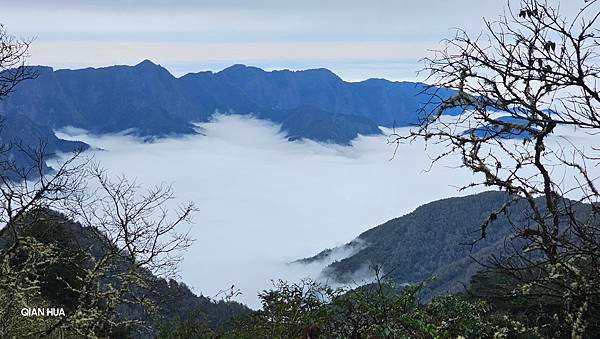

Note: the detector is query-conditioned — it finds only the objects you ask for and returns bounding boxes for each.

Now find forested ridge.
[4,194,597,338]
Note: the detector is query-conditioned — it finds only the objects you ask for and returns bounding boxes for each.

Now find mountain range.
[1,62,460,134]
[0,60,463,174]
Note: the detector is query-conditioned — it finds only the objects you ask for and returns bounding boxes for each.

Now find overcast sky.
[0,0,585,81]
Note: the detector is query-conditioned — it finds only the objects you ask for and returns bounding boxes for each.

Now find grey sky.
[0,0,586,80]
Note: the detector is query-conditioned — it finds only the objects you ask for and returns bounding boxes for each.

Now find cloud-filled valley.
[53,114,598,308]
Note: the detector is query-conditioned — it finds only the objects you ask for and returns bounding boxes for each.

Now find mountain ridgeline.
[1,60,460,145]
[0,114,89,177]
[299,191,529,300]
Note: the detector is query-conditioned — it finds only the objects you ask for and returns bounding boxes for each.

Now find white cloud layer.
[54,115,599,308]
[54,115,478,307]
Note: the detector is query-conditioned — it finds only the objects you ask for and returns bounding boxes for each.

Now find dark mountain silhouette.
[0,113,88,177]
[278,105,382,144]
[0,64,197,137]
[0,60,461,146]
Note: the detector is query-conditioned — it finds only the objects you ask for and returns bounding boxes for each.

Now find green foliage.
[467,269,600,338]
[0,236,62,338]
[221,276,515,339]
[1,209,248,338]
[0,209,130,337]
[158,316,215,339]
[153,278,251,335]
[14,209,88,311]
[430,295,498,338]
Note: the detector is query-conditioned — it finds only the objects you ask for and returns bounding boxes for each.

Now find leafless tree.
[392,0,600,337]
[0,24,34,99]
[21,163,197,338]
[0,24,196,338]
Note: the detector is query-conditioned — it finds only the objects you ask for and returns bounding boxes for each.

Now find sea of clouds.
[53,114,598,308]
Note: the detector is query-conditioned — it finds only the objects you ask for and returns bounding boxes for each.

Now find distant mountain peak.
[359,78,392,84]
[25,65,54,74]
[131,59,173,78]
[218,65,341,81]
[297,67,340,78]
[224,63,250,69]
[135,59,159,68]
[219,64,265,75]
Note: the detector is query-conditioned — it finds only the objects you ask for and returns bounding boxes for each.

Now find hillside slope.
[0,114,89,178]
[301,191,524,299]
[0,209,249,337]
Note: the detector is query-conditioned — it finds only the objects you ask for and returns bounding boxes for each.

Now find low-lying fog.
[54,115,597,308]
